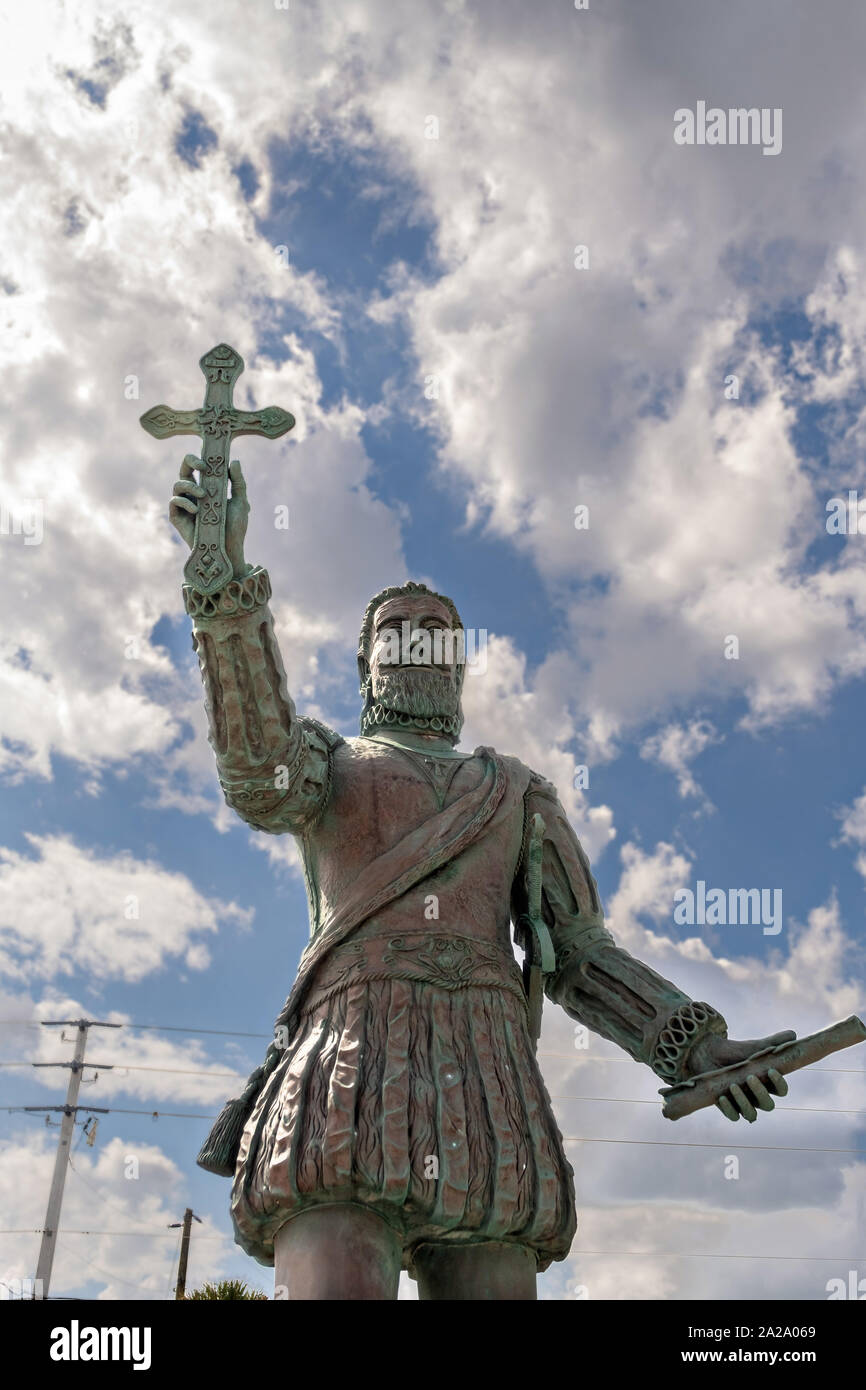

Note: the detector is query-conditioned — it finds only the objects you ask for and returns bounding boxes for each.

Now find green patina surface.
[141,344,866,1300]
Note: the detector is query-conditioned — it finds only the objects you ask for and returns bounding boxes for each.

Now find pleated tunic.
[231,935,577,1272]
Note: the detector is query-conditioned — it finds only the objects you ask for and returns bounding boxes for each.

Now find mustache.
[373,667,460,719]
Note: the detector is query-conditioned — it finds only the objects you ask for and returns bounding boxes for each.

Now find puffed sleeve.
[186,566,342,835]
[512,772,727,1083]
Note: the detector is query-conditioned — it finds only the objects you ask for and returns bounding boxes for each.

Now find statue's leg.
[274,1203,402,1300]
[413,1240,537,1301]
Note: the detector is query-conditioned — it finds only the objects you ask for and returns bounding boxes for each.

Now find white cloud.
[594,839,863,1032]
[532,845,866,1300]
[248,828,303,877]
[4,0,866,807]
[839,788,866,883]
[641,718,720,803]
[0,1132,237,1301]
[0,834,252,983]
[0,9,410,799]
[16,991,250,1104]
[461,632,615,861]
[356,6,866,743]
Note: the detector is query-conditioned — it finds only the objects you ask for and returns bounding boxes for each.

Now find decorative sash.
[198,747,515,1176]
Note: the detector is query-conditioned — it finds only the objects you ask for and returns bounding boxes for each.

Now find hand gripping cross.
[140,343,294,594]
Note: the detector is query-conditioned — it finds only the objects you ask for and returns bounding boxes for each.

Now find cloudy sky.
[1,0,865,1301]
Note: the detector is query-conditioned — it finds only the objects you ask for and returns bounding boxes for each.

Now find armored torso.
[298,736,530,1012]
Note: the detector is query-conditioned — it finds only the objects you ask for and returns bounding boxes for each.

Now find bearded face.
[364,594,464,725]
[373,664,461,720]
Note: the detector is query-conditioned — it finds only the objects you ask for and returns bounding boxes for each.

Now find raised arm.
[512,772,794,1121]
[170,455,340,835]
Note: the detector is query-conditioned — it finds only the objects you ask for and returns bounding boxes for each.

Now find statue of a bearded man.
[170,454,795,1301]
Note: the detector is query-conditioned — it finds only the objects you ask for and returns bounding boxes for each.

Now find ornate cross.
[140,343,294,594]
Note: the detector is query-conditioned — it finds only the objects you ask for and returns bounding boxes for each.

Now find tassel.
[196,1092,259,1177]
[196,1040,285,1177]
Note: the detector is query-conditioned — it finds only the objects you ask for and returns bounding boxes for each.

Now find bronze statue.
[145,345,866,1300]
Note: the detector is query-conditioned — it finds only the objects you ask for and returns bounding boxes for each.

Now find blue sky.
[1,0,865,1301]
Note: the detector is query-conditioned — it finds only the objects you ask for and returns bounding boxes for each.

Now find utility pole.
[170,1207,202,1299]
[33,1018,120,1298]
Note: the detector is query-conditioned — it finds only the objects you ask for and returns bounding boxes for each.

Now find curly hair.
[357,581,464,664]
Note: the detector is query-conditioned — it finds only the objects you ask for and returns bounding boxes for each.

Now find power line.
[121,1023,269,1039]
[3,1229,860,1265]
[23,1061,863,1099]
[7,1086,865,1117]
[0,1019,270,1039]
[4,1023,862,1179]
[0,1022,860,1066]
[67,1155,171,1233]
[59,1240,171,1295]
[571,1249,866,1263]
[4,1106,218,1120]
[563,1136,866,1153]
[5,1023,861,1073]
[87,1107,218,1120]
[6,1107,861,1153]
[539,1051,866,1075]
[549,1095,866,1116]
[0,1230,223,1238]
[4,1022,862,1071]
[0,1021,262,1038]
[102,1065,241,1078]
[0,1062,242,1078]
[10,1078,865,1115]
[8,1095,865,1128]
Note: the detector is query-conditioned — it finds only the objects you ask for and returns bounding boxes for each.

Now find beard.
[372,666,461,721]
